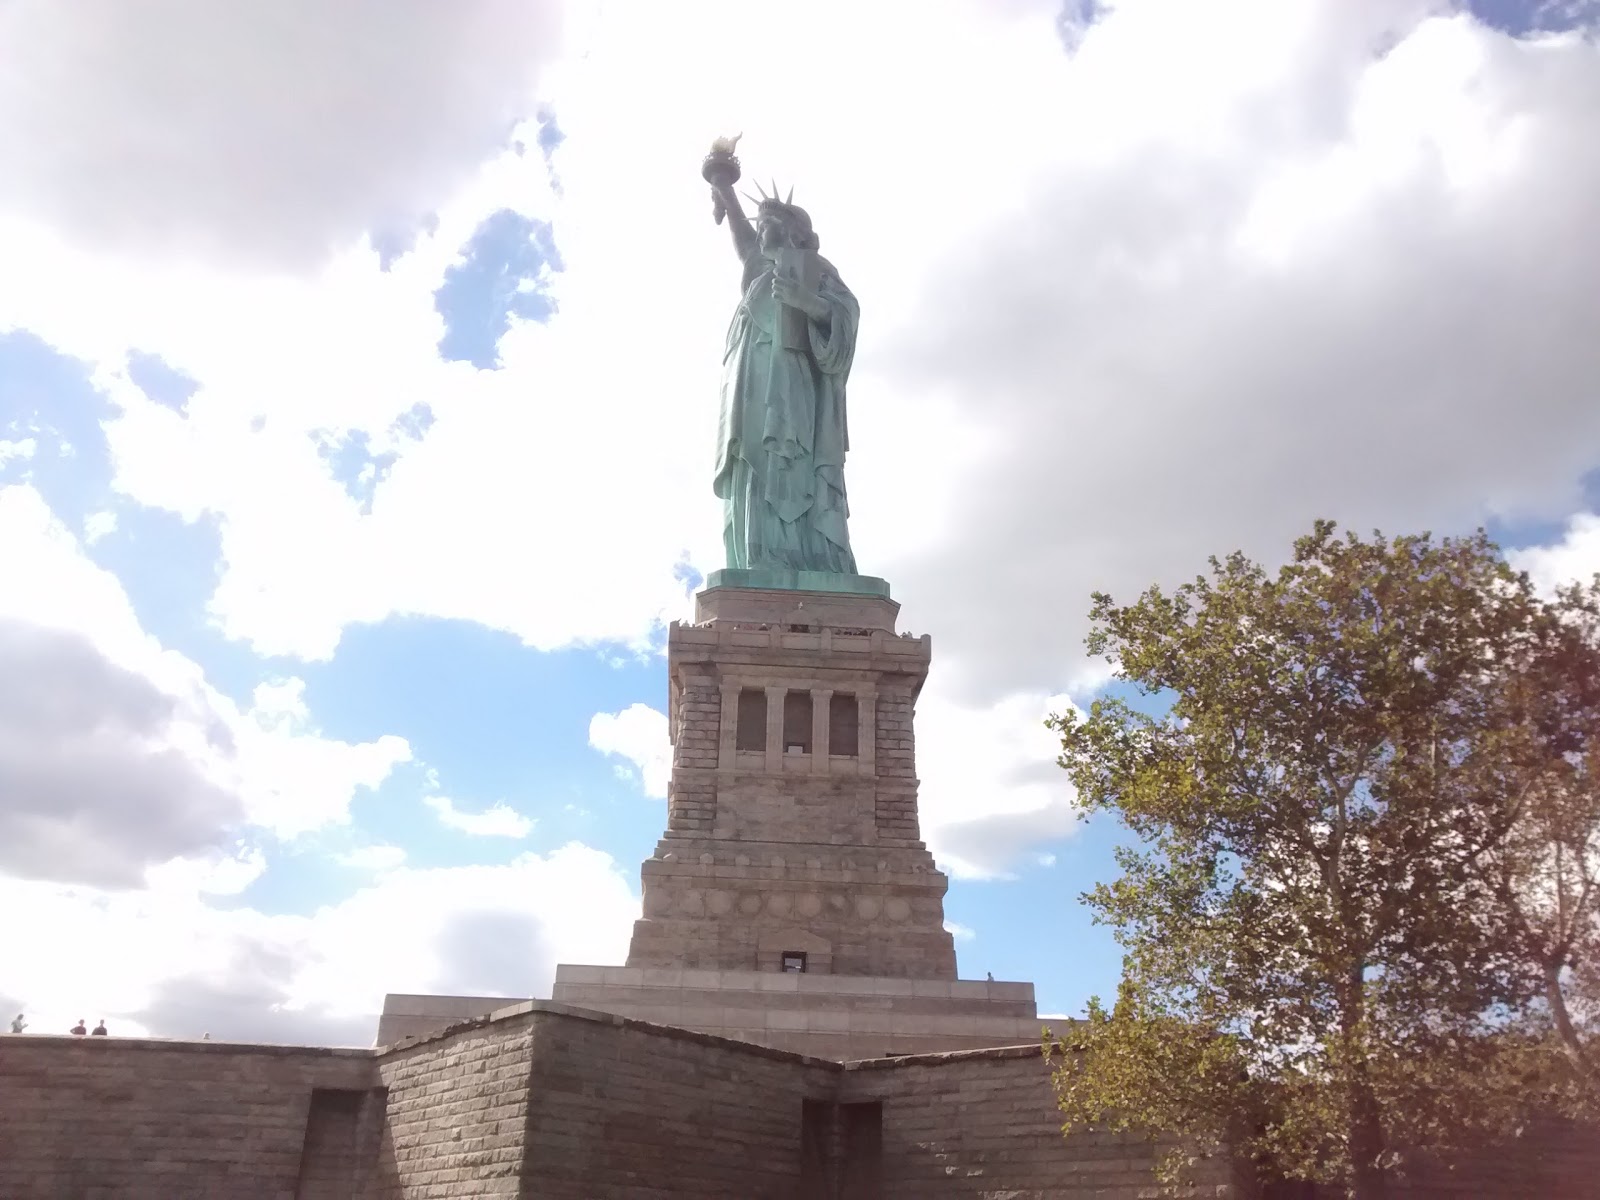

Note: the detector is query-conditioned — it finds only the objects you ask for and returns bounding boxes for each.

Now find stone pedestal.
[626,582,955,979]
[378,580,1043,1059]
[550,580,1041,1059]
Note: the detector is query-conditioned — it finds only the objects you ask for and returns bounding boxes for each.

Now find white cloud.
[82,509,116,543]
[944,921,977,942]
[0,437,36,468]
[144,847,268,898]
[0,0,562,269]
[0,841,637,1044]
[336,845,409,872]
[0,485,589,1045]
[1511,512,1600,594]
[0,483,411,879]
[588,703,671,798]
[241,679,412,838]
[916,688,1084,881]
[424,795,535,839]
[873,5,1600,702]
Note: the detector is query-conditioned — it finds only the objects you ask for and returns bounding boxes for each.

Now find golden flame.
[710,133,743,156]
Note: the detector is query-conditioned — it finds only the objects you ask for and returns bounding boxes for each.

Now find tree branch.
[1544,960,1599,1091]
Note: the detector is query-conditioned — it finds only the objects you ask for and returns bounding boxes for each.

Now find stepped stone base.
[551,964,1042,1061]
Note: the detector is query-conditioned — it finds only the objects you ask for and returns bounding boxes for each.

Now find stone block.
[755,973,801,993]
[553,964,606,985]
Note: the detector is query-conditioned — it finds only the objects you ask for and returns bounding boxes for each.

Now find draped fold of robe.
[713,246,859,574]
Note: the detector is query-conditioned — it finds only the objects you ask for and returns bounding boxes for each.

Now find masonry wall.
[0,1035,376,1200]
[366,1014,539,1198]
[519,1004,839,1199]
[839,1045,1240,1200]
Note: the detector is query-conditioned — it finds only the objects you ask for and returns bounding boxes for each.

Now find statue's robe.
[713,245,859,574]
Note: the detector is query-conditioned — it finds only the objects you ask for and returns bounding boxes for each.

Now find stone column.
[859,686,877,776]
[718,681,739,768]
[765,685,786,774]
[811,688,832,774]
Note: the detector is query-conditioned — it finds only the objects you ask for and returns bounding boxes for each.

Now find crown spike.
[771,178,780,202]
[785,185,794,204]
[754,180,770,200]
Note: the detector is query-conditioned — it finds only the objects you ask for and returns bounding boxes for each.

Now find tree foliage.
[1047,521,1600,1198]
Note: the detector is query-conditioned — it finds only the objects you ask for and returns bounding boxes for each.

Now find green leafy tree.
[1047,522,1600,1198]
[1474,584,1600,1093]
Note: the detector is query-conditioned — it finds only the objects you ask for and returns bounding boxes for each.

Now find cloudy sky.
[2,0,1598,1043]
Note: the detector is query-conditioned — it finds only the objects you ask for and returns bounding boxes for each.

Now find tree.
[1474,584,1600,1093]
[1047,521,1600,1198]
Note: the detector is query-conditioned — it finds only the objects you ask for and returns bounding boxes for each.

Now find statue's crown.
[743,179,819,250]
[748,178,796,211]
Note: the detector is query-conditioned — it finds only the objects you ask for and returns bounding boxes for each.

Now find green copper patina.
[703,138,881,594]
[704,567,891,598]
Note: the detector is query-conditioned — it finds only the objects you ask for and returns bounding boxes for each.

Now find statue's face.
[757,210,786,250]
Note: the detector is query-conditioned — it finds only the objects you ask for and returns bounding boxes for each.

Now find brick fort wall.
[0,1035,376,1200]
[3,1002,1596,1198]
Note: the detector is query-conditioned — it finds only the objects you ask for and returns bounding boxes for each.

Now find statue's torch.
[702,134,742,225]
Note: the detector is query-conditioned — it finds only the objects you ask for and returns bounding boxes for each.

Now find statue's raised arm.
[703,135,757,261]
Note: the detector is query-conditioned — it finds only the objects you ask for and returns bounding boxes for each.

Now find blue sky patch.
[312,404,434,512]
[1464,0,1600,34]
[535,109,565,162]
[1056,0,1111,51]
[232,619,669,916]
[313,429,399,513]
[0,330,117,528]
[126,351,198,414]
[434,209,563,370]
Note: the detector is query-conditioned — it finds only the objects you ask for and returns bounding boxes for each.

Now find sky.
[1,0,1599,1044]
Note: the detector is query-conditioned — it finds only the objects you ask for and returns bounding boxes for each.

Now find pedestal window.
[782,690,812,755]
[736,688,767,752]
[828,693,859,757]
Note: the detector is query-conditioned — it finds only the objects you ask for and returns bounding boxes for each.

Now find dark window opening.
[782,951,808,973]
[840,1102,883,1199]
[798,1100,882,1199]
[828,693,859,757]
[783,689,812,754]
[736,688,767,752]
[800,1099,834,1193]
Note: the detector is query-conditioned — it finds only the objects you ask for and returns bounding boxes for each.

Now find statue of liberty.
[703,138,859,576]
